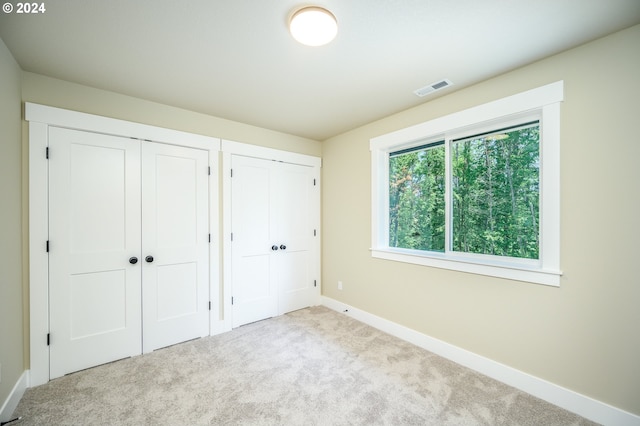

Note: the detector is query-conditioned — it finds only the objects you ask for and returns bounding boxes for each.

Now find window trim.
[370,82,563,286]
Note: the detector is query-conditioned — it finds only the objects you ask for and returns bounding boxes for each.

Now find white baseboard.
[0,370,29,423]
[321,296,639,426]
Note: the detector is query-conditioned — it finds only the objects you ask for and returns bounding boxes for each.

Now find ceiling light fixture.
[289,6,338,47]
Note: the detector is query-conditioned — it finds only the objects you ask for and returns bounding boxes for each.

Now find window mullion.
[444,138,452,254]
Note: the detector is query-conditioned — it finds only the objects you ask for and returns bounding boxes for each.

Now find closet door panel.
[276,162,316,314]
[49,127,142,379]
[230,156,278,327]
[142,142,210,352]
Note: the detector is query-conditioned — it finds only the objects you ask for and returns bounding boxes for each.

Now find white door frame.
[221,139,321,329]
[27,103,222,386]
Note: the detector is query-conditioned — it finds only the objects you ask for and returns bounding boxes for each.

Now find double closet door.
[230,155,319,327]
[48,127,210,378]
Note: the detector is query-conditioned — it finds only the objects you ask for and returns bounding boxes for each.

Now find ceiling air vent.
[413,79,453,97]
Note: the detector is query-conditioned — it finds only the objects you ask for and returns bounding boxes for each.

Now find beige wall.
[322,24,640,415]
[0,38,24,407]
[21,72,322,157]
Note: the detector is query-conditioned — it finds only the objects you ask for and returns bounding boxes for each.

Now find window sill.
[371,248,561,287]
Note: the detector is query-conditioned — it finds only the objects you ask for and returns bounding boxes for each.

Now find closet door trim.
[27,103,221,386]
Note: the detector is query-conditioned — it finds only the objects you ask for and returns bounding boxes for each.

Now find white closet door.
[276,162,317,314]
[49,127,142,379]
[231,155,317,327]
[141,142,210,352]
[230,155,278,327]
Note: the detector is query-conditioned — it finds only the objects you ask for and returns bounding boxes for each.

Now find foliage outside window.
[389,123,539,260]
[371,82,563,286]
[451,123,539,259]
[389,141,445,252]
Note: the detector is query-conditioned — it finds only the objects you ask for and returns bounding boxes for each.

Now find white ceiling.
[1,1,639,141]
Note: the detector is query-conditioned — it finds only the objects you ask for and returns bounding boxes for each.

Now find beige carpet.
[12,306,597,425]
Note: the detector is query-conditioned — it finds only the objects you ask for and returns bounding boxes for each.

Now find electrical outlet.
[338,281,343,290]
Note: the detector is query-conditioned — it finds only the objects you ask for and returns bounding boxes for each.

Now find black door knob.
[279,244,286,250]
[145,255,154,263]
[271,245,278,251]
[129,257,138,264]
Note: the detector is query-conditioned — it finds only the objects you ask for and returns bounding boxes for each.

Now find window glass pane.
[451,123,539,259]
[389,143,445,251]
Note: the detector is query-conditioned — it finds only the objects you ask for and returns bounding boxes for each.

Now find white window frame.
[370,81,563,286]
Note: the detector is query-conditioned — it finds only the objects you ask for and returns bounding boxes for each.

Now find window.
[389,141,446,252]
[371,82,563,286]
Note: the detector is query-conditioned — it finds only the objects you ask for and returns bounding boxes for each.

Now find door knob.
[279,244,287,250]
[129,257,138,264]
[145,255,154,263]
[271,245,279,251]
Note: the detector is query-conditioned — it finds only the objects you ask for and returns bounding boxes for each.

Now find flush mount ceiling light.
[289,6,338,47]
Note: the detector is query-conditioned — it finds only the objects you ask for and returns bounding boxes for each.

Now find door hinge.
[230,232,234,242]
[208,166,211,176]
[231,297,234,305]
[230,169,233,178]
[208,233,211,243]
[313,178,316,186]
[46,147,49,159]
[314,229,317,237]
[314,280,317,287]
[46,240,49,252]
[208,301,211,311]
[47,333,50,346]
